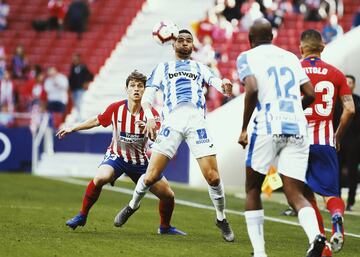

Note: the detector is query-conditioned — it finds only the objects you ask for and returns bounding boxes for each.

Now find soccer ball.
[152,21,179,45]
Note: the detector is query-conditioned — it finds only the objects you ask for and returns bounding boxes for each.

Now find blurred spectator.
[25,72,46,112]
[68,53,93,121]
[47,0,67,36]
[192,36,217,66]
[0,0,9,30]
[0,69,14,112]
[194,9,217,43]
[352,7,360,28]
[322,14,343,44]
[44,67,69,128]
[336,75,360,211]
[11,44,29,79]
[240,1,263,31]
[66,0,90,39]
[304,0,322,21]
[0,40,6,80]
[216,0,243,22]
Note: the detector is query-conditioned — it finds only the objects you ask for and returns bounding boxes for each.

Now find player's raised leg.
[114,152,170,227]
[197,155,234,242]
[149,177,186,235]
[66,164,115,230]
[281,175,325,257]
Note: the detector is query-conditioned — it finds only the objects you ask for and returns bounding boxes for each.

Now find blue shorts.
[306,144,340,197]
[100,153,163,184]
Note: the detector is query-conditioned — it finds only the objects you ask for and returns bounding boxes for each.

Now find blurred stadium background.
[0,0,360,256]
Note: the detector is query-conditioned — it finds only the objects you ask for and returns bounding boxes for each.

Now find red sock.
[326,197,345,217]
[310,199,325,235]
[159,198,174,228]
[80,180,102,216]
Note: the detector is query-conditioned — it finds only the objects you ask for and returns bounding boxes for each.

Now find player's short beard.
[177,47,192,59]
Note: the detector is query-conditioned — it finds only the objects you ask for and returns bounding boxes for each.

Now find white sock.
[129,174,150,209]
[298,206,321,243]
[208,181,226,221]
[245,209,267,257]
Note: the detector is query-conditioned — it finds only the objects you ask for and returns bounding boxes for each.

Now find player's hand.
[222,78,233,97]
[238,130,248,149]
[144,119,157,141]
[135,120,146,133]
[56,127,73,139]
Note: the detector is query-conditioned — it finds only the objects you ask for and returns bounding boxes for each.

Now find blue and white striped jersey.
[237,44,310,136]
[146,59,223,119]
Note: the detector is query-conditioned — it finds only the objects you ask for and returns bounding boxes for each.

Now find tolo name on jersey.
[303,67,328,75]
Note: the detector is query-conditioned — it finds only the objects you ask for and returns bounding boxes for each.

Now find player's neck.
[176,54,191,61]
[127,100,141,115]
[303,53,321,59]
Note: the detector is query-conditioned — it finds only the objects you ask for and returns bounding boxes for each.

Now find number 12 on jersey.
[267,66,297,100]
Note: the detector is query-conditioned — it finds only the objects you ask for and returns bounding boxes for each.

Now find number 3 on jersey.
[304,81,335,116]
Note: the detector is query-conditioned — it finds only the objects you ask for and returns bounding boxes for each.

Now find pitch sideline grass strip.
[49,176,360,239]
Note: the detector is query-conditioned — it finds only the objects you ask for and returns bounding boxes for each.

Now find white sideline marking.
[49,176,360,239]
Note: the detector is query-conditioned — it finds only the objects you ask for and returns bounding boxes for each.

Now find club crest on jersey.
[168,71,198,81]
[196,128,210,144]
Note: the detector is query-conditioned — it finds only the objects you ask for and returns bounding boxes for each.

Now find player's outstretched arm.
[335,94,355,150]
[238,75,258,149]
[141,87,157,141]
[56,117,100,139]
[300,81,315,109]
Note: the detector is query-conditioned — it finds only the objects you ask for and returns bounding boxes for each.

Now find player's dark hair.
[301,29,322,43]
[346,74,356,84]
[126,70,147,87]
[178,29,193,37]
[300,29,324,53]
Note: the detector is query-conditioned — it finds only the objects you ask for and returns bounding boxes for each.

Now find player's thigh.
[96,153,124,185]
[152,123,183,159]
[144,151,171,185]
[185,115,217,159]
[246,134,274,176]
[149,177,174,200]
[94,164,116,185]
[306,144,340,197]
[278,135,309,182]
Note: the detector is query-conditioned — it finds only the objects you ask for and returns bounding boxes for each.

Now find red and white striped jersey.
[97,100,160,165]
[301,57,351,146]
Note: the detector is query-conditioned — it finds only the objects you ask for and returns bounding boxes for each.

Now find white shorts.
[246,134,309,181]
[152,104,217,159]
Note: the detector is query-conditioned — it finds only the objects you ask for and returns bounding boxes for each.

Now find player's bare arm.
[56,117,100,139]
[141,87,157,141]
[221,78,233,97]
[334,94,355,150]
[238,75,258,149]
[300,81,316,109]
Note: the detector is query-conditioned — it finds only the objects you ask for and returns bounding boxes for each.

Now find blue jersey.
[237,44,310,136]
[146,59,223,119]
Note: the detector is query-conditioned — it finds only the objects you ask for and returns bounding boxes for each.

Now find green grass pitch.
[0,173,359,257]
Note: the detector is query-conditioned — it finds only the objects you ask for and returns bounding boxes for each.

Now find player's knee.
[206,173,220,186]
[143,176,157,186]
[93,174,112,186]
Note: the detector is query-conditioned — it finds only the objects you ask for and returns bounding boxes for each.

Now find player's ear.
[319,43,325,53]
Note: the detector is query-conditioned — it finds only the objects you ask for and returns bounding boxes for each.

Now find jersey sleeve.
[295,58,310,85]
[236,53,254,82]
[146,63,164,90]
[337,71,352,96]
[97,102,118,127]
[200,63,223,93]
